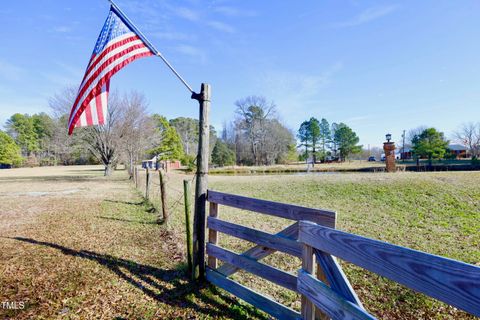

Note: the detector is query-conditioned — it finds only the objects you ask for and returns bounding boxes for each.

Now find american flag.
[68,6,155,135]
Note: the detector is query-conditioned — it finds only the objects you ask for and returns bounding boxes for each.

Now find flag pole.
[108,0,194,94]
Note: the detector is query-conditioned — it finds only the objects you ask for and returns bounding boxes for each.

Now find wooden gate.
[204,190,480,319]
[205,190,361,319]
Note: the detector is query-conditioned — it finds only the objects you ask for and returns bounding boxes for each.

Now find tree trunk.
[104,163,113,176]
[312,146,316,167]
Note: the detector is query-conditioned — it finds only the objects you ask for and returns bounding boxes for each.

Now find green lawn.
[154,170,480,319]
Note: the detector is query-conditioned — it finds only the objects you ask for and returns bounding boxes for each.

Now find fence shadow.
[8,237,264,319]
[96,216,159,225]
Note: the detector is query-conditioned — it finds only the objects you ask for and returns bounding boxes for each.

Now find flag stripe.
[85,100,93,125]
[69,44,150,127]
[70,40,146,121]
[80,34,139,87]
[69,49,152,131]
[86,33,137,75]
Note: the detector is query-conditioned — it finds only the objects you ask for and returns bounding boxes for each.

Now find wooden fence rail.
[298,220,480,319]
[204,190,480,320]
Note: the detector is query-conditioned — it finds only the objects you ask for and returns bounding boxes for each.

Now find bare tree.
[119,91,158,177]
[235,96,276,165]
[49,87,90,165]
[82,92,125,176]
[454,122,480,158]
[407,126,428,145]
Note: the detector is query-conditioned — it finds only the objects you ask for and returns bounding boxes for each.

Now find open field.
[1,166,479,319]
[0,166,263,319]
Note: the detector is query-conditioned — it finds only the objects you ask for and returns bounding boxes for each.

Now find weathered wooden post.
[192,83,211,280]
[183,179,194,279]
[159,169,168,222]
[207,202,219,269]
[135,166,138,189]
[301,243,315,320]
[145,167,150,200]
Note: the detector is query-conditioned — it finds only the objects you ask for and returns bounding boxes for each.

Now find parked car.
[368,156,376,162]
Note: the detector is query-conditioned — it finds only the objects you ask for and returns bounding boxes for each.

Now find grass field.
[1,166,479,319]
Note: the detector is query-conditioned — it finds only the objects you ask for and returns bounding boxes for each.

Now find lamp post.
[383,133,396,172]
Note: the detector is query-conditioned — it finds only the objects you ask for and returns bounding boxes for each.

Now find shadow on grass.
[104,199,146,206]
[104,199,157,214]
[96,216,159,225]
[0,176,97,182]
[7,237,265,320]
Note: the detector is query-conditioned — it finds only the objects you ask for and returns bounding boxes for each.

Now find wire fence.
[132,166,196,220]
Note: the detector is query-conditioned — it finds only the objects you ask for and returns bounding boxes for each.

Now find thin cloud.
[214,6,257,17]
[53,26,72,33]
[256,62,344,124]
[344,115,374,123]
[207,21,235,33]
[174,45,207,64]
[175,7,200,22]
[333,5,398,28]
[0,60,26,81]
[150,31,195,41]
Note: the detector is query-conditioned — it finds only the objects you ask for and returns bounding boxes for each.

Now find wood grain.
[207,190,336,227]
[207,203,219,268]
[217,222,299,276]
[315,249,363,308]
[298,269,376,320]
[206,243,297,292]
[301,244,315,320]
[207,217,302,257]
[183,179,193,279]
[206,267,301,320]
[192,83,211,280]
[299,220,480,316]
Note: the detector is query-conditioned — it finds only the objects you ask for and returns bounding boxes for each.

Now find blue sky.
[1,0,479,147]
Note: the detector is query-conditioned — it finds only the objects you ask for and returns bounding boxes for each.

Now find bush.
[181,154,196,171]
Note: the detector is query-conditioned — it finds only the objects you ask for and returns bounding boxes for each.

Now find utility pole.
[192,83,211,280]
[402,130,406,162]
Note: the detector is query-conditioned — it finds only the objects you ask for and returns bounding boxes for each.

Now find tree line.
[297,117,362,164]
[0,89,367,171]
[5,87,475,172]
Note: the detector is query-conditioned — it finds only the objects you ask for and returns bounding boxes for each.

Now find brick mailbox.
[383,141,396,172]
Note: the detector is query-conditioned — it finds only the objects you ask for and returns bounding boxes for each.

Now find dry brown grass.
[0,165,265,320]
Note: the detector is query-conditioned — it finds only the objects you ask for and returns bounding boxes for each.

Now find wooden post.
[134,166,138,188]
[192,83,211,281]
[301,244,315,320]
[145,167,150,200]
[159,170,168,222]
[207,202,219,269]
[315,264,330,320]
[183,179,194,279]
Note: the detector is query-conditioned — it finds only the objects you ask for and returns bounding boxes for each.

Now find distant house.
[141,156,181,171]
[399,144,467,160]
[400,148,413,160]
[447,144,468,159]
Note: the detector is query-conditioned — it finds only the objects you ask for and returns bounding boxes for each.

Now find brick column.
[383,142,396,172]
